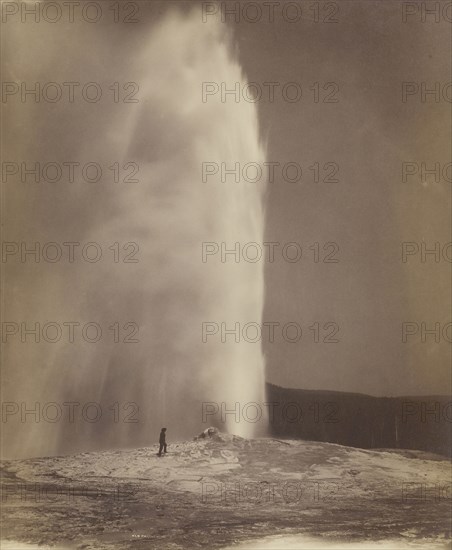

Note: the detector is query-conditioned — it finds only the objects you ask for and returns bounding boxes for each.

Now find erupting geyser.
[3,8,267,458]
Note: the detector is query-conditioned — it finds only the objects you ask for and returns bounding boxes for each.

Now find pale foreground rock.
[1,435,450,549]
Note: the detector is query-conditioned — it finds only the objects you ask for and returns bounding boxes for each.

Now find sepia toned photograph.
[1,0,451,548]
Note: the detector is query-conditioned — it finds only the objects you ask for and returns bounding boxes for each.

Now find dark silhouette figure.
[157,428,167,456]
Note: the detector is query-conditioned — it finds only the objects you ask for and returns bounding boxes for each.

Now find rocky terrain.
[1,432,450,549]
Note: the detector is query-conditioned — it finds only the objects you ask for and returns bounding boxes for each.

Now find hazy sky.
[226,1,451,396]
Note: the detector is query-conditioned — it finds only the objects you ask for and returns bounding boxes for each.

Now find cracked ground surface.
[1,435,450,549]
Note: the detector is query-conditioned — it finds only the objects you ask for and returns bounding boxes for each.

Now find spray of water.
[2,8,267,457]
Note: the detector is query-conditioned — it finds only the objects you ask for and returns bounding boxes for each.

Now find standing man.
[157,428,167,456]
